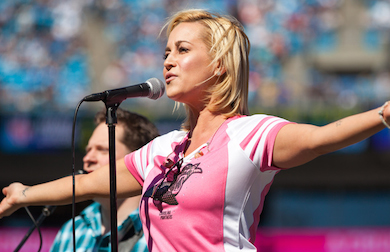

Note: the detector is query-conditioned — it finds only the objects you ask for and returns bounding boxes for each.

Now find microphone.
[82,78,165,103]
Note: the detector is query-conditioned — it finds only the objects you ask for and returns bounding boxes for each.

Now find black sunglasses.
[145,158,183,206]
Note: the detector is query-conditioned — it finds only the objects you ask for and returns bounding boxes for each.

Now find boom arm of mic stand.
[14,205,57,252]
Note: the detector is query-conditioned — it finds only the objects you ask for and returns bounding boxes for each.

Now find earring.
[216,71,221,76]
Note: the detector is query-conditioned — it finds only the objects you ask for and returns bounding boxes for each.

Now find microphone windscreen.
[146,78,165,100]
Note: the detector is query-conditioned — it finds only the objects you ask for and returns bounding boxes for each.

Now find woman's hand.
[0,159,142,220]
[379,101,390,129]
[0,182,28,218]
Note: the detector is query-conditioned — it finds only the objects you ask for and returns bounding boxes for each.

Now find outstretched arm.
[0,158,142,218]
[273,102,390,169]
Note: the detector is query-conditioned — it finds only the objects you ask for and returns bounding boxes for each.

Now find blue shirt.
[50,202,148,252]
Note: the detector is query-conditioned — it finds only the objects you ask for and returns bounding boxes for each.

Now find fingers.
[2,186,8,196]
[0,183,23,218]
[0,198,9,218]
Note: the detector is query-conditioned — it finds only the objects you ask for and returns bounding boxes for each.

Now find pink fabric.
[124,115,291,251]
[255,227,390,252]
[0,227,59,252]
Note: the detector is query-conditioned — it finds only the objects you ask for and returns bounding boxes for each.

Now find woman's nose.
[164,54,175,71]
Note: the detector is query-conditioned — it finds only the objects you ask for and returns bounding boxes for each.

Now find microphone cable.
[17,99,84,252]
[17,207,43,252]
[70,99,84,252]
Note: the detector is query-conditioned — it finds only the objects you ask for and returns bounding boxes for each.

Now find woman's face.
[163,22,218,109]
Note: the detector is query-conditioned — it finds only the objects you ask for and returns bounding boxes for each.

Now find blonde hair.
[163,9,250,130]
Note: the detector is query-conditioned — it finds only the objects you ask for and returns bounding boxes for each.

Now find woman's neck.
[185,109,227,156]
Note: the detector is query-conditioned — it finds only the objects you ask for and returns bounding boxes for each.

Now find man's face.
[83,123,130,173]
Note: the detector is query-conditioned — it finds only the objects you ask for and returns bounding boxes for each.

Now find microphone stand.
[14,205,57,252]
[81,78,163,252]
[105,103,120,252]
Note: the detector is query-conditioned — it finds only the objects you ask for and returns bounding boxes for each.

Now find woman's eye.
[163,47,188,60]
[179,47,188,53]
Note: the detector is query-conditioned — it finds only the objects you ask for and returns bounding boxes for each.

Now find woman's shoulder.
[151,129,188,147]
[156,129,187,141]
[228,114,289,125]
[225,114,291,136]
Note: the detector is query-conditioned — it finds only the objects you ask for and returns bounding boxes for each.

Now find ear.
[215,68,226,76]
[214,62,226,76]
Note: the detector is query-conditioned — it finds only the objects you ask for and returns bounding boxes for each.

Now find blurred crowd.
[0,0,390,119]
[240,0,390,115]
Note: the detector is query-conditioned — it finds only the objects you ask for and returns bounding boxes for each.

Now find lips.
[165,73,177,83]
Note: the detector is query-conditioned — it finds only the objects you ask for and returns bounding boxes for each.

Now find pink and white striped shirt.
[124,114,291,251]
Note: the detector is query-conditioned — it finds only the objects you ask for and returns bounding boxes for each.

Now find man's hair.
[94,108,159,152]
